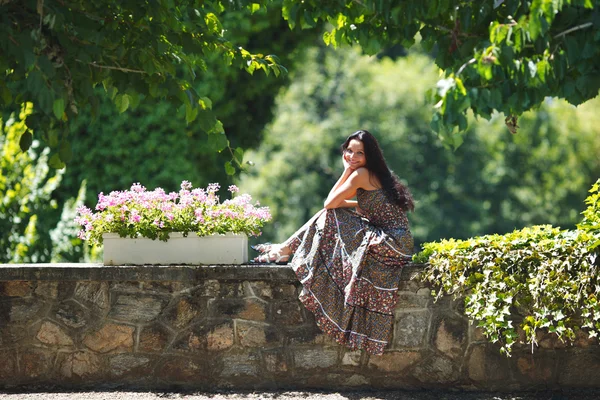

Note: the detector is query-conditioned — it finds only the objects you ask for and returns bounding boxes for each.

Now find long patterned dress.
[283,188,413,355]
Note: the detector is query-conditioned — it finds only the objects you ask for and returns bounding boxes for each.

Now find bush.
[416,179,600,355]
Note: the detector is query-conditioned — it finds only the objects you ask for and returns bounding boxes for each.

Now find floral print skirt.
[285,208,412,355]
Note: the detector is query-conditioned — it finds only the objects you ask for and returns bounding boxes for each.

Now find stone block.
[341,350,362,366]
[138,323,172,353]
[109,354,152,377]
[197,280,220,297]
[236,299,267,322]
[73,282,109,310]
[283,324,322,345]
[110,294,166,323]
[294,348,338,369]
[59,351,101,379]
[413,354,460,384]
[220,352,260,377]
[158,357,210,382]
[342,374,370,387]
[20,349,53,378]
[83,323,134,353]
[433,316,467,359]
[141,281,185,294]
[273,300,304,326]
[395,292,430,308]
[3,298,44,323]
[0,325,28,346]
[1,281,33,297]
[368,351,421,373]
[210,299,246,318]
[558,349,600,386]
[0,350,16,379]
[218,282,244,298]
[467,344,510,383]
[393,311,430,348]
[512,352,556,384]
[54,300,90,329]
[207,323,235,351]
[243,281,273,299]
[262,349,288,373]
[162,296,206,330]
[36,320,74,346]
[236,321,269,347]
[34,282,59,299]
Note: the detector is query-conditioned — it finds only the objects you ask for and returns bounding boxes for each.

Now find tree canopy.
[2,0,599,161]
[0,0,285,168]
[288,0,600,148]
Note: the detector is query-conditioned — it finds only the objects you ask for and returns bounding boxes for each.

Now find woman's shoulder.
[353,168,381,190]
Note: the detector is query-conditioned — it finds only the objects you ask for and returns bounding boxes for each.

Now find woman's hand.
[342,153,355,174]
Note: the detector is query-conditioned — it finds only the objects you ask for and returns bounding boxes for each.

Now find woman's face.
[344,139,367,169]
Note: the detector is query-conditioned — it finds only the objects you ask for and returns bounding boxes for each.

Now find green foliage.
[578,179,600,250]
[50,180,88,262]
[417,182,600,355]
[0,0,286,164]
[284,0,600,147]
[238,45,600,249]
[0,104,63,262]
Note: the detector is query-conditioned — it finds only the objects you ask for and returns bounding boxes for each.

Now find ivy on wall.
[416,179,600,355]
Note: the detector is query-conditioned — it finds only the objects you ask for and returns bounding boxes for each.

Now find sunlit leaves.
[287,0,600,147]
[418,188,600,355]
[1,0,288,167]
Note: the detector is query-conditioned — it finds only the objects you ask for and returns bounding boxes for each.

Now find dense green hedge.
[416,179,600,355]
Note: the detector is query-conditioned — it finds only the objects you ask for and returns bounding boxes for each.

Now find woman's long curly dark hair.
[341,130,414,211]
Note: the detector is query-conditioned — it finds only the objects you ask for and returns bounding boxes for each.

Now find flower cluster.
[76,181,271,245]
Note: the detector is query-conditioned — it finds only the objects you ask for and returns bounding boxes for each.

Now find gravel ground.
[0,390,598,400]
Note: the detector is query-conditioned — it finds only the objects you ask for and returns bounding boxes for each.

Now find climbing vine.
[415,180,600,355]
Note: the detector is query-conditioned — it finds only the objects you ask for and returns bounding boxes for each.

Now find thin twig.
[457,58,476,75]
[554,22,593,39]
[79,60,147,74]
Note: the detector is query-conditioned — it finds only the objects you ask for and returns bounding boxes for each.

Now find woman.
[253,130,414,355]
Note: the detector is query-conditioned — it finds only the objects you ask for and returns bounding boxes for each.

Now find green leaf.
[224,161,236,175]
[198,97,212,110]
[115,94,130,113]
[59,141,73,163]
[185,104,198,124]
[208,132,229,152]
[234,147,244,164]
[19,131,33,152]
[53,98,65,120]
[48,153,66,169]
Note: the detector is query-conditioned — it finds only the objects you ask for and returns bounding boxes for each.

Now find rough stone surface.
[110,295,165,323]
[73,282,109,310]
[294,349,338,369]
[109,354,151,377]
[1,281,33,297]
[83,323,134,353]
[467,345,509,383]
[394,311,430,348]
[59,351,101,379]
[0,264,599,391]
[236,321,268,347]
[36,321,74,346]
[368,351,421,373]
[206,322,235,351]
[138,323,172,353]
[54,300,89,329]
[434,317,467,359]
[20,349,53,378]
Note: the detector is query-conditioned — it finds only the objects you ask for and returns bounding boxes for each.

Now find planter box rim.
[102,232,247,239]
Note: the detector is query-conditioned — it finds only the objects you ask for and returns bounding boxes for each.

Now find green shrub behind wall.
[417,179,600,355]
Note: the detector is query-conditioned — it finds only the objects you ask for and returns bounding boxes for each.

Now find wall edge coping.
[0,263,424,282]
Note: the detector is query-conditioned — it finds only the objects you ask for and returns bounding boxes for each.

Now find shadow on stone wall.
[0,264,599,391]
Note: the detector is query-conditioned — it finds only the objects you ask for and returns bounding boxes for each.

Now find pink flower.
[228,185,239,193]
[181,180,192,190]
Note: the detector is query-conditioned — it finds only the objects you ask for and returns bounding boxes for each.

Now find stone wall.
[0,263,599,391]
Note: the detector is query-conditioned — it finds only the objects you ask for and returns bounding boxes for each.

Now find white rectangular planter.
[102,232,248,265]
